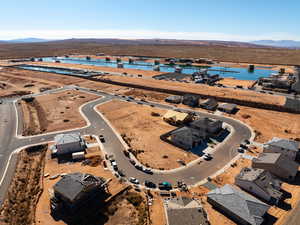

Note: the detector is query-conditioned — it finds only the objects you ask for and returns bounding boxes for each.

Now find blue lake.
[41,57,275,80]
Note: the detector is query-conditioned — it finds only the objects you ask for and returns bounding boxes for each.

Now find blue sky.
[0,0,299,41]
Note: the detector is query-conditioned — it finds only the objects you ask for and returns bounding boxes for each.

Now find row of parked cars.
[129,177,173,190]
[237,139,250,153]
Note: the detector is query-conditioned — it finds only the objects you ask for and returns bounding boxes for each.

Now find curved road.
[0,87,251,205]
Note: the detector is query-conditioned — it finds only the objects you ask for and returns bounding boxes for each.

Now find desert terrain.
[21,90,99,135]
[1,40,300,65]
[97,99,197,170]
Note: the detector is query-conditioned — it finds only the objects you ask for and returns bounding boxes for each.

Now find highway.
[0,86,252,206]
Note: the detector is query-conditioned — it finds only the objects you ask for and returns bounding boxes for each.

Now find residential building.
[263,137,299,160]
[189,117,222,135]
[54,133,86,156]
[182,94,200,107]
[165,95,182,104]
[218,103,238,114]
[199,98,218,110]
[170,127,206,150]
[252,153,299,180]
[51,173,107,215]
[235,167,283,204]
[163,110,192,125]
[207,184,270,225]
[164,197,210,225]
[168,118,222,150]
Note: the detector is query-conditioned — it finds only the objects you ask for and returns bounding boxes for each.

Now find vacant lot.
[21,90,100,135]
[217,78,255,87]
[1,41,300,65]
[0,145,47,225]
[228,106,300,143]
[0,68,59,97]
[97,74,285,106]
[97,100,197,169]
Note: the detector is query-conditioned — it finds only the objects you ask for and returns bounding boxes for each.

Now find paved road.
[0,87,251,205]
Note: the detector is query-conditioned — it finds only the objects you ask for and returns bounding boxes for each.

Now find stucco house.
[235,167,283,204]
[170,127,206,150]
[189,117,222,135]
[54,133,86,156]
[263,137,299,160]
[252,153,299,181]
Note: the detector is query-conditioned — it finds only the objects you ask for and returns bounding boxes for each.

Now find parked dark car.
[99,135,105,143]
[118,170,125,177]
[143,168,153,175]
[145,180,156,188]
[135,164,143,170]
[129,159,136,165]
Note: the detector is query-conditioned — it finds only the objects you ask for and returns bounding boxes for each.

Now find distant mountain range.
[0,38,50,43]
[251,40,300,48]
[0,37,300,48]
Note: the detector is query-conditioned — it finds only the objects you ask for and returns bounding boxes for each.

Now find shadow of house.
[51,173,110,225]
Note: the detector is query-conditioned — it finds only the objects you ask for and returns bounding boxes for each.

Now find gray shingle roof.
[54,173,105,203]
[265,137,299,152]
[55,133,82,145]
[207,184,270,225]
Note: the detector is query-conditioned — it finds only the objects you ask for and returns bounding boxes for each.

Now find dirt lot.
[217,78,255,87]
[0,68,59,97]
[96,74,285,106]
[0,145,47,225]
[21,90,100,135]
[97,100,197,170]
[228,106,300,143]
[149,193,167,225]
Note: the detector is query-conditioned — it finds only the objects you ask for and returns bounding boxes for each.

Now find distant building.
[163,110,192,125]
[54,133,86,156]
[199,98,218,110]
[165,95,182,104]
[252,153,299,180]
[51,173,107,215]
[182,94,200,107]
[291,70,300,93]
[235,167,283,204]
[263,137,299,160]
[164,197,210,225]
[217,103,238,114]
[207,184,270,225]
